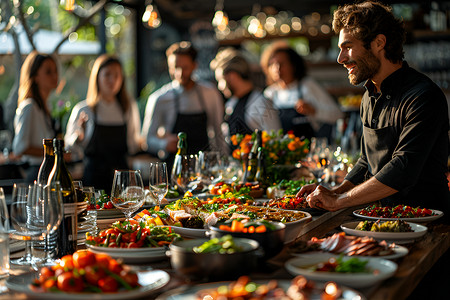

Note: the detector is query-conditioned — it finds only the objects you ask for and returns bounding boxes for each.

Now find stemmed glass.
[149,162,168,207]
[197,151,222,185]
[171,154,199,194]
[29,182,63,267]
[9,183,41,266]
[110,170,145,221]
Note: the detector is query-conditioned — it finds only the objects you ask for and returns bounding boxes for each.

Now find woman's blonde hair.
[18,50,56,114]
[86,54,130,113]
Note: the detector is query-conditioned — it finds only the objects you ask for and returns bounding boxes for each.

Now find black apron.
[226,91,253,137]
[83,109,128,193]
[166,86,210,173]
[276,84,314,140]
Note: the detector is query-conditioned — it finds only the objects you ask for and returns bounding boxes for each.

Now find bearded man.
[298,1,450,221]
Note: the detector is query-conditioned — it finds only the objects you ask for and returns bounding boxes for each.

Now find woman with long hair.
[65,54,143,192]
[12,51,58,183]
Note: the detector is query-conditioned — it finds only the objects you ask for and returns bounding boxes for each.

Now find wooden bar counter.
[1,207,449,299]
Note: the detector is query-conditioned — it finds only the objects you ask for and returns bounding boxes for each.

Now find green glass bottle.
[244,129,259,183]
[47,138,78,257]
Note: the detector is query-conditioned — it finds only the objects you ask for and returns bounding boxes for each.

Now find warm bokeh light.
[142,2,161,29]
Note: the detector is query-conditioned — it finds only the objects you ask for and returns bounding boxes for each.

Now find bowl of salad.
[168,235,260,280]
[208,219,285,260]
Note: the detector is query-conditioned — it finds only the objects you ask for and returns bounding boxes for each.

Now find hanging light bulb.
[142,0,161,29]
[60,0,75,12]
[247,4,266,38]
[212,0,229,32]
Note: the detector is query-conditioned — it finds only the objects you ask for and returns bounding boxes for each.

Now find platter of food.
[340,221,427,242]
[6,270,170,299]
[6,250,170,299]
[285,253,398,288]
[156,275,366,300]
[290,232,409,260]
[353,205,443,222]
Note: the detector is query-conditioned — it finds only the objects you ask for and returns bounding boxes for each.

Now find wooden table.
[1,207,449,299]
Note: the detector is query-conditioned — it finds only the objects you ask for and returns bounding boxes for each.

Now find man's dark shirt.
[346,62,450,215]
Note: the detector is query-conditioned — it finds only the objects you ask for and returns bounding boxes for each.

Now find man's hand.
[306,185,340,211]
[296,183,318,198]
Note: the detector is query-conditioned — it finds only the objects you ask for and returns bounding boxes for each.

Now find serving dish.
[156,279,366,300]
[168,238,260,280]
[341,221,427,243]
[353,209,444,223]
[285,253,398,288]
[6,270,170,299]
[87,245,167,263]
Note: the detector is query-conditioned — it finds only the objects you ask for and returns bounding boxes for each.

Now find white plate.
[156,279,365,300]
[353,209,444,222]
[285,253,397,288]
[294,244,409,261]
[87,245,167,263]
[6,269,170,300]
[341,221,427,243]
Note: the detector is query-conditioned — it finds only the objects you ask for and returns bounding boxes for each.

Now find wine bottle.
[243,129,259,183]
[255,131,268,188]
[37,139,55,186]
[36,138,57,258]
[171,132,187,188]
[47,138,78,257]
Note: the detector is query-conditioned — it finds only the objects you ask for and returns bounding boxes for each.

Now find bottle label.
[63,203,78,242]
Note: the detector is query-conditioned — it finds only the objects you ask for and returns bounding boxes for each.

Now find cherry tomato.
[84,265,106,286]
[43,278,57,291]
[39,267,55,284]
[120,269,139,287]
[98,276,119,293]
[94,253,111,269]
[60,255,74,270]
[127,242,139,248]
[57,272,84,293]
[108,259,123,274]
[73,250,96,269]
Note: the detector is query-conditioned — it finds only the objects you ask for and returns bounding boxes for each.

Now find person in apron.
[142,41,228,174]
[261,43,342,142]
[296,1,450,222]
[64,55,143,193]
[83,110,128,193]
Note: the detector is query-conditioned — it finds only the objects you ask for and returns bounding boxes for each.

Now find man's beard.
[348,48,381,85]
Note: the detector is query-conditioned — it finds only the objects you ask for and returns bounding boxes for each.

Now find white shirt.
[142,80,228,157]
[264,77,344,131]
[224,89,282,136]
[64,99,142,161]
[13,98,54,166]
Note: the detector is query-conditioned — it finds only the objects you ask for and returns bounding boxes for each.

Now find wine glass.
[197,151,222,185]
[171,154,199,194]
[83,186,98,235]
[149,162,168,207]
[110,170,145,221]
[9,183,41,266]
[30,182,63,267]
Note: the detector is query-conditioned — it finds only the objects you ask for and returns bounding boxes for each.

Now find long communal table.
[1,207,449,299]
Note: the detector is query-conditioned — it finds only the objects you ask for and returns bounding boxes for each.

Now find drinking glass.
[149,162,168,207]
[110,170,145,221]
[197,151,222,185]
[9,183,41,266]
[0,187,10,279]
[171,154,199,193]
[83,186,98,235]
[30,183,63,267]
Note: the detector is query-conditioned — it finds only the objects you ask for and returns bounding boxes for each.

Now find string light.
[142,0,161,29]
[212,0,229,32]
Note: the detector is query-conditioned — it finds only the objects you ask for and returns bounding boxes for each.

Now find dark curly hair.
[332,1,405,64]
